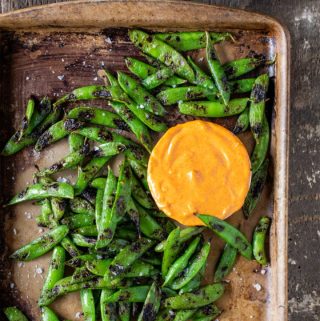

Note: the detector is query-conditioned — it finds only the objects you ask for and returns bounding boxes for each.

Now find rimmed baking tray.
[0,1,289,320]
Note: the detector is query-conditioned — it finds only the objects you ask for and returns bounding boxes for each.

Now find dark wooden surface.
[1,1,319,320]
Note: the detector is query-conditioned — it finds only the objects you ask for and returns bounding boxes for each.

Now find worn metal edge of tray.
[0,1,290,321]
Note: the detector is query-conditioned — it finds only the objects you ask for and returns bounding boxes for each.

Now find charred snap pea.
[75,225,98,237]
[164,284,224,310]
[243,158,269,218]
[68,106,128,130]
[66,254,98,268]
[117,71,166,116]
[251,116,270,173]
[35,118,85,151]
[249,74,269,140]
[178,98,249,117]
[171,241,211,290]
[155,31,232,51]
[1,133,37,156]
[253,216,271,265]
[40,246,66,301]
[206,32,231,105]
[70,197,95,215]
[61,213,95,229]
[126,155,148,190]
[102,286,150,303]
[178,265,205,295]
[131,173,156,209]
[60,236,82,257]
[10,225,69,261]
[142,67,174,90]
[172,309,197,321]
[41,307,59,321]
[231,78,256,93]
[214,243,238,282]
[109,100,153,152]
[4,307,29,321]
[80,289,96,321]
[118,302,131,321]
[163,236,201,286]
[51,198,67,221]
[162,228,181,277]
[233,106,250,134]
[36,198,55,228]
[197,214,253,260]
[138,282,161,321]
[193,304,221,320]
[71,266,95,284]
[69,132,85,152]
[128,30,195,83]
[72,234,97,248]
[7,182,74,205]
[100,289,117,321]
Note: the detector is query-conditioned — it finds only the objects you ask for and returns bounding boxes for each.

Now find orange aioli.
[147,120,251,226]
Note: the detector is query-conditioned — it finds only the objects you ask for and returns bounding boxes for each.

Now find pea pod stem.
[253,216,271,265]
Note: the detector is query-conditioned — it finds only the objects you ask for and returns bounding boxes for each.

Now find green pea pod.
[214,243,238,282]
[206,32,231,105]
[94,188,104,231]
[74,156,111,195]
[75,225,98,236]
[61,213,95,229]
[233,106,250,134]
[171,241,211,290]
[60,236,82,257]
[224,57,267,80]
[36,199,55,227]
[193,304,221,320]
[72,234,97,248]
[172,309,197,321]
[126,155,148,190]
[115,227,137,241]
[142,67,174,90]
[17,98,35,140]
[251,116,270,173]
[51,198,67,221]
[186,56,216,90]
[81,289,96,321]
[155,309,176,321]
[91,177,107,189]
[163,236,201,286]
[155,32,231,51]
[65,254,97,268]
[249,74,269,140]
[109,100,153,152]
[41,307,59,321]
[70,197,95,215]
[92,239,130,258]
[96,167,120,249]
[1,134,37,156]
[131,173,156,209]
[162,227,181,277]
[100,289,117,321]
[138,282,161,321]
[197,214,252,260]
[36,142,90,177]
[178,265,205,295]
[86,259,113,276]
[4,307,29,321]
[106,238,155,280]
[7,182,74,205]
[128,30,195,83]
[125,57,186,87]
[71,266,96,284]
[117,71,166,116]
[54,85,111,106]
[103,286,150,303]
[165,284,224,310]
[231,78,256,93]
[10,225,69,261]
[40,246,66,300]
[69,132,85,152]
[243,158,269,218]
[118,302,130,321]
[35,118,85,151]
[155,227,204,252]
[178,98,249,117]
[35,108,62,138]
[253,216,271,265]
[68,106,128,130]
[157,86,216,106]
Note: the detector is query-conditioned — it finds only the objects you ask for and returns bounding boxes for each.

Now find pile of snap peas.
[2,29,273,321]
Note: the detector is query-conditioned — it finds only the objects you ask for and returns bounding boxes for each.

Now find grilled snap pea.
[206,32,231,105]
[253,216,271,265]
[60,236,82,257]
[193,304,221,320]
[231,78,256,93]
[69,197,95,215]
[214,243,238,282]
[138,282,161,321]
[163,236,201,286]
[197,214,253,260]
[142,67,174,90]
[40,246,66,301]
[4,307,29,321]
[243,158,269,218]
[164,284,224,310]
[233,106,250,134]
[80,289,96,321]
[178,98,249,117]
[155,31,231,51]
[69,132,85,152]
[7,182,74,205]
[178,265,205,295]
[129,30,195,83]
[171,241,211,290]
[10,225,69,261]
[117,71,166,116]
[61,213,95,229]
[131,173,156,209]
[41,307,59,321]
[249,74,269,140]
[103,286,150,303]
[172,309,196,321]
[72,234,97,248]
[51,198,67,221]
[118,302,131,321]
[75,225,98,237]
[67,106,127,130]
[100,289,117,321]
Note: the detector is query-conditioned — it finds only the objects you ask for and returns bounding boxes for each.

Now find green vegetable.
[80,289,96,321]
[4,307,29,321]
[214,243,238,282]
[253,216,271,265]
[138,282,161,321]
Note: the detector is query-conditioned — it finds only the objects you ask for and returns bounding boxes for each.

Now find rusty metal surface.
[0,2,289,321]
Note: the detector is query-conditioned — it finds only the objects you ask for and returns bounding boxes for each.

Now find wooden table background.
[1,1,319,320]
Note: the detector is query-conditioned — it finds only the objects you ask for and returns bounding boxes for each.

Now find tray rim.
[0,1,290,321]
